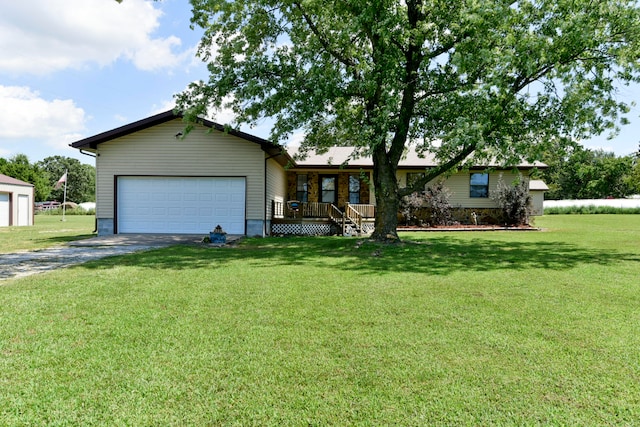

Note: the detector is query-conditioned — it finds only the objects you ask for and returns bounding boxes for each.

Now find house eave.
[288,163,546,171]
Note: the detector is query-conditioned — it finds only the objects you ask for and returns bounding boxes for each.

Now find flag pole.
[61,169,67,222]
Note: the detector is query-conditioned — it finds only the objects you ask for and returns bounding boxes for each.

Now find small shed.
[529,179,549,216]
[0,174,34,227]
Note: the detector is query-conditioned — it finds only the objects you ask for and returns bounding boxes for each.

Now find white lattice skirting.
[271,223,332,235]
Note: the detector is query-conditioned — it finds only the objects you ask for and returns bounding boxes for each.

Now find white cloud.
[209,97,238,125]
[114,114,129,124]
[286,131,306,147]
[0,0,192,75]
[149,99,177,116]
[0,86,86,149]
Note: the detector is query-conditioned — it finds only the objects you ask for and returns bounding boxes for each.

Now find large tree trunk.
[370,146,400,242]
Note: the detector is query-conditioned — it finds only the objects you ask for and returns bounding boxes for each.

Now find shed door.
[117,177,246,234]
[17,194,30,226]
[0,193,9,227]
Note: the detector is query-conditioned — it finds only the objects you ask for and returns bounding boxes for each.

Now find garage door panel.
[0,193,9,227]
[152,207,167,216]
[117,177,245,234]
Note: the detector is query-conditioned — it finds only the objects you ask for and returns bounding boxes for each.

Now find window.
[321,176,337,204]
[470,173,489,198]
[349,175,360,204]
[296,174,308,202]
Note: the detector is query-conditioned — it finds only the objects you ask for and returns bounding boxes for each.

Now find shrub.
[423,181,454,226]
[399,181,454,226]
[399,191,424,225]
[36,207,96,216]
[491,174,532,226]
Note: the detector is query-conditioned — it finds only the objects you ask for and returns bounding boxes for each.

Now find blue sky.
[1,0,639,167]
[0,0,213,165]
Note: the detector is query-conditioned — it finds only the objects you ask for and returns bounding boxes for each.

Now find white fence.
[544,197,640,209]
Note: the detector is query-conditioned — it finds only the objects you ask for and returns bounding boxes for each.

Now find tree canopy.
[0,155,96,203]
[37,156,96,204]
[0,155,51,201]
[541,146,636,199]
[176,0,640,240]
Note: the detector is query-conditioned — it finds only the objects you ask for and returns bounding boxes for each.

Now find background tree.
[37,156,96,203]
[627,156,640,195]
[176,0,640,240]
[542,147,634,199]
[0,154,51,201]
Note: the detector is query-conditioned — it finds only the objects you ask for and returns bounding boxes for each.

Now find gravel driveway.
[0,234,224,281]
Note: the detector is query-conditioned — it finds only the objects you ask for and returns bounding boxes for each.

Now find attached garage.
[69,110,291,236]
[0,174,34,227]
[117,176,246,234]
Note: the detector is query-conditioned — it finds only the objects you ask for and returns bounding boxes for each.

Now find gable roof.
[69,110,545,170]
[289,146,546,169]
[0,173,34,187]
[70,110,291,163]
[529,180,550,191]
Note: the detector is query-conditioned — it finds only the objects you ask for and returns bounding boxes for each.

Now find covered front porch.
[271,201,375,236]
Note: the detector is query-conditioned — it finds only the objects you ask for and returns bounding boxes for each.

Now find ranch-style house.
[71,111,547,236]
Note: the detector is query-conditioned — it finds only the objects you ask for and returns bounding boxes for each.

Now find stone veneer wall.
[337,174,349,207]
[360,176,370,204]
[308,173,319,202]
[287,171,369,207]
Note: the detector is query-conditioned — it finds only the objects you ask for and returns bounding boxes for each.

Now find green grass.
[0,215,95,253]
[1,215,639,425]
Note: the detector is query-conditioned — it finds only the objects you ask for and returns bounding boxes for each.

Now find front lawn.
[0,215,95,253]
[1,215,639,424]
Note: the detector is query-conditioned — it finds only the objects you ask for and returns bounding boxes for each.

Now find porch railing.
[272,200,375,221]
[348,203,375,218]
[305,201,331,218]
[345,203,363,232]
[328,204,343,227]
[273,200,285,218]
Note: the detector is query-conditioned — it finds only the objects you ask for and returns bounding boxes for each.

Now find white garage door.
[0,193,9,227]
[117,177,246,234]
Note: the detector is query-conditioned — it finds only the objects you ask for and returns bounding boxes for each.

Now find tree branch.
[398,143,477,197]
[292,2,361,80]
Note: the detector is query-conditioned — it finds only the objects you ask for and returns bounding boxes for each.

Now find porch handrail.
[345,203,362,232]
[328,204,343,223]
